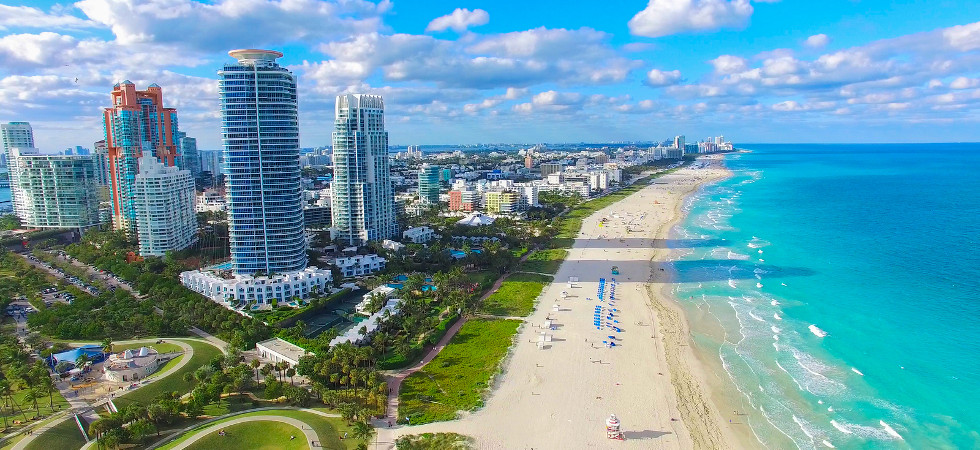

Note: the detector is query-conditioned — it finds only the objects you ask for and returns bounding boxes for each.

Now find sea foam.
[809,325,828,338]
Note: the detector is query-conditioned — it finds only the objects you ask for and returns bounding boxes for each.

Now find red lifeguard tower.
[606,414,624,440]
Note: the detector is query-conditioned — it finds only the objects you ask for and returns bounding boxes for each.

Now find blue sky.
[1,0,980,150]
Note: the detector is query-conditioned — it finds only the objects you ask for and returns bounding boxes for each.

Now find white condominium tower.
[1,122,34,167]
[133,154,197,256]
[8,148,101,229]
[330,94,396,245]
[219,49,307,275]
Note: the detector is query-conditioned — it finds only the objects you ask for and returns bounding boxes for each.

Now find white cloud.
[0,4,94,30]
[628,0,754,38]
[949,76,979,89]
[804,34,829,49]
[943,21,980,51]
[709,55,748,74]
[75,0,387,50]
[426,8,489,33]
[646,69,682,86]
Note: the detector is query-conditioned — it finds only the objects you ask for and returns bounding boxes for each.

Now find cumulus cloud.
[628,0,754,38]
[0,4,94,30]
[804,33,829,49]
[709,55,748,74]
[426,8,489,33]
[645,69,682,86]
[943,21,980,51]
[75,0,387,50]
[949,76,979,89]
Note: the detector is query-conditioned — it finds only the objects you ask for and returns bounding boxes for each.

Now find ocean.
[671,144,980,449]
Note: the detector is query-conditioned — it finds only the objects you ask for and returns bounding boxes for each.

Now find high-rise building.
[181,49,331,307]
[330,94,396,245]
[102,81,180,234]
[674,135,686,150]
[1,122,34,168]
[219,49,306,275]
[418,163,440,204]
[92,140,111,186]
[8,148,101,229]
[133,154,197,256]
[176,131,201,179]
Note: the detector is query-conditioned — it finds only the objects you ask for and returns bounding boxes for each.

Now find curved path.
[168,415,318,450]
[9,338,198,450]
[380,250,536,424]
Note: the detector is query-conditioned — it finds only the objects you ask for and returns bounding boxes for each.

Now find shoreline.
[645,155,765,449]
[388,155,750,449]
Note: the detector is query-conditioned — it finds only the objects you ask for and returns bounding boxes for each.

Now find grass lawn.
[113,339,222,407]
[463,271,498,293]
[114,341,184,354]
[23,416,87,450]
[395,432,473,449]
[398,318,521,424]
[157,409,363,450]
[0,386,71,428]
[183,420,307,450]
[519,249,568,275]
[479,273,552,317]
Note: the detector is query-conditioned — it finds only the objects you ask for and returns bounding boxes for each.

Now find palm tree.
[351,420,375,442]
[286,367,296,386]
[38,375,55,408]
[100,338,113,360]
[75,353,89,371]
[250,359,261,383]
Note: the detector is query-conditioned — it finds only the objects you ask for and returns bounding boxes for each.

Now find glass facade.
[418,163,440,204]
[331,94,396,245]
[219,50,307,275]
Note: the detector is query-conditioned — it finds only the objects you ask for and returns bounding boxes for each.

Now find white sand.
[387,155,749,449]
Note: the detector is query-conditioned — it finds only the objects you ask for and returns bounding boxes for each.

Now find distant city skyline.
[2,1,980,149]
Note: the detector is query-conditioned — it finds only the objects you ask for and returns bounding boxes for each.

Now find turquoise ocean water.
[671,144,980,449]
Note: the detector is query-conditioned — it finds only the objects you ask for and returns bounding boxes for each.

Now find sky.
[1,0,980,150]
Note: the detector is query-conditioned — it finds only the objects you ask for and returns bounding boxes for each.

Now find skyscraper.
[219,49,306,275]
[418,163,440,204]
[1,122,34,168]
[176,131,201,179]
[8,148,101,229]
[102,81,179,234]
[330,94,396,245]
[133,155,197,256]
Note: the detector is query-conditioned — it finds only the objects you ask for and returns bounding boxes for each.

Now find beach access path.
[379,250,536,424]
[382,156,741,449]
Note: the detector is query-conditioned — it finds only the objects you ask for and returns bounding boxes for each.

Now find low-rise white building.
[382,239,405,252]
[402,226,435,244]
[255,337,312,366]
[180,266,333,308]
[333,254,387,278]
[196,189,225,213]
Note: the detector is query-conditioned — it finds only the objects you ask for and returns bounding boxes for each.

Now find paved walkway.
[379,250,536,424]
[10,339,197,450]
[188,327,229,353]
[168,415,318,450]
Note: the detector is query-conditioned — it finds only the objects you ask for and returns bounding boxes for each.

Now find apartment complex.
[133,155,197,256]
[330,94,396,245]
[102,81,180,234]
[8,148,101,229]
[1,122,34,168]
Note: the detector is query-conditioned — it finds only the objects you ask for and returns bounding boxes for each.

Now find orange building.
[102,81,180,233]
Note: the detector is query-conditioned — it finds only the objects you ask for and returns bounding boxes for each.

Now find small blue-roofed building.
[49,345,105,370]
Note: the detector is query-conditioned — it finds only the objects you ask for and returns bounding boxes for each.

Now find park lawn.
[23,416,87,450]
[113,339,222,407]
[114,341,184,354]
[398,318,521,425]
[0,386,70,427]
[184,421,307,450]
[157,409,362,450]
[479,273,552,317]
[519,249,568,275]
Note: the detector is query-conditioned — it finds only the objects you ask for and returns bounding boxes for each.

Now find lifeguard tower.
[606,413,624,440]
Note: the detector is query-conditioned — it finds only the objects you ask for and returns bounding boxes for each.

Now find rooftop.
[256,337,311,361]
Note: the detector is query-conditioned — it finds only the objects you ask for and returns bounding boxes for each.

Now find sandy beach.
[389,154,751,449]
